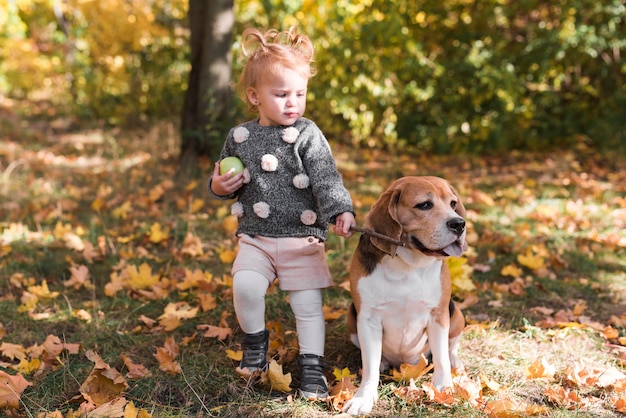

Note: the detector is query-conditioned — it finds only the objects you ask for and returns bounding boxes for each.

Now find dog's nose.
[447,218,465,236]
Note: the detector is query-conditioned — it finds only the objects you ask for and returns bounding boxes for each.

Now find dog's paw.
[342,387,378,416]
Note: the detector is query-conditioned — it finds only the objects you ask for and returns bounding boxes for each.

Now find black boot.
[236,329,269,374]
[298,354,329,399]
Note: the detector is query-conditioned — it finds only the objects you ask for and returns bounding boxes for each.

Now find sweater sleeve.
[298,123,354,222]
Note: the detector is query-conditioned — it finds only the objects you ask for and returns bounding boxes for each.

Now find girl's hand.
[210,162,244,196]
[334,212,356,238]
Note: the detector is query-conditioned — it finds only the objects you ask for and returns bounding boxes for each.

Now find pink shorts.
[232,234,334,291]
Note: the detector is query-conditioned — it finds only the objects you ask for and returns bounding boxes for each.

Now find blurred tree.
[181,0,234,168]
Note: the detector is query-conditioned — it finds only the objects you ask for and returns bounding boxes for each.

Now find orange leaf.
[453,373,482,406]
[0,371,32,409]
[322,305,346,321]
[64,264,92,289]
[421,381,455,405]
[613,395,626,413]
[197,292,217,311]
[154,337,181,375]
[120,354,152,379]
[197,324,233,341]
[81,350,128,407]
[391,356,433,382]
[525,357,556,380]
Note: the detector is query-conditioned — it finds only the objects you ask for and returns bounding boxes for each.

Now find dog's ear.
[365,186,402,256]
[450,184,466,217]
[450,183,469,251]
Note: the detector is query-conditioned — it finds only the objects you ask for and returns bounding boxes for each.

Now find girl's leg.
[233,270,270,334]
[289,289,325,356]
[289,288,328,399]
[233,270,271,372]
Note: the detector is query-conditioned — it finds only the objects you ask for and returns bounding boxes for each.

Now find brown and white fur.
[343,176,467,416]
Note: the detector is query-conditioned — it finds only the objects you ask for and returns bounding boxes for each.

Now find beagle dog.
[343,176,467,416]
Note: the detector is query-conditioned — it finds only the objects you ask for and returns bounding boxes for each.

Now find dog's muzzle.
[409,217,466,257]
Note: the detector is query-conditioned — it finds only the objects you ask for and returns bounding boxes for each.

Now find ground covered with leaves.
[1,111,626,417]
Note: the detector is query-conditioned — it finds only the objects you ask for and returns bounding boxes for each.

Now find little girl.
[208,26,355,399]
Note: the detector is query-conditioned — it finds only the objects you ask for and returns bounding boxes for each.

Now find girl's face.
[246,67,308,126]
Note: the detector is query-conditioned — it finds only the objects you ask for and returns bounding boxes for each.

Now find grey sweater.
[209,118,354,241]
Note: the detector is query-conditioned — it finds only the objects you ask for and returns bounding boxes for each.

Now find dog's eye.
[451,201,457,210]
[414,201,433,210]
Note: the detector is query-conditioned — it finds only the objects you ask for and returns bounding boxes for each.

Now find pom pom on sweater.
[231,202,244,217]
[261,154,278,171]
[293,173,310,189]
[282,127,299,143]
[233,127,249,143]
[253,201,271,218]
[300,210,317,225]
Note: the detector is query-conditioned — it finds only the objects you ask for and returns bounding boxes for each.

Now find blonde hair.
[237,27,315,111]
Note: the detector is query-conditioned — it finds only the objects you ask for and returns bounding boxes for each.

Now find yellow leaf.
[517,250,545,271]
[223,215,239,235]
[189,198,204,214]
[72,309,93,323]
[18,291,38,313]
[218,248,237,264]
[16,357,41,375]
[126,263,160,290]
[185,180,198,191]
[333,367,356,382]
[160,302,198,320]
[91,196,105,211]
[226,349,242,361]
[501,264,522,277]
[112,201,132,219]
[149,222,170,244]
[27,280,59,300]
[266,360,292,393]
[447,256,476,295]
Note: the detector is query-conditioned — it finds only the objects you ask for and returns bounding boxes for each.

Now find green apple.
[219,156,245,176]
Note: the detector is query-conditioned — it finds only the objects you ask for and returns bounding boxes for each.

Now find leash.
[349,225,405,246]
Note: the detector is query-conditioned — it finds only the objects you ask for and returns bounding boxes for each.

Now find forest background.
[1,0,626,417]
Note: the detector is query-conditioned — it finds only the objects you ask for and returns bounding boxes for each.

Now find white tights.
[233,270,325,357]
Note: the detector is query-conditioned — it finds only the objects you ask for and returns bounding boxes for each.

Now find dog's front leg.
[428,320,453,391]
[343,314,382,416]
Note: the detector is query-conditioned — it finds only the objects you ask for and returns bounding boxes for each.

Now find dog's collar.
[350,225,405,246]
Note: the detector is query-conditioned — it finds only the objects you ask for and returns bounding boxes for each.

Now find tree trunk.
[180,0,234,171]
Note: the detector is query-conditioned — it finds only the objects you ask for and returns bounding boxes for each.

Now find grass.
[1,106,626,417]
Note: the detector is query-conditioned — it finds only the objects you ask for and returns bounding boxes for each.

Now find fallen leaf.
[525,357,556,380]
[0,371,32,408]
[266,360,292,393]
[120,354,152,379]
[197,324,232,341]
[391,356,433,382]
[80,350,128,407]
[154,337,181,375]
